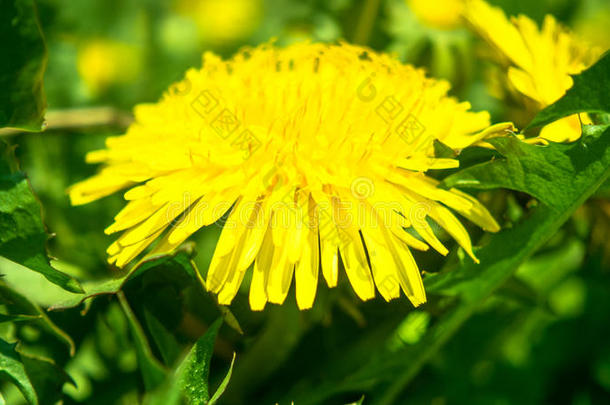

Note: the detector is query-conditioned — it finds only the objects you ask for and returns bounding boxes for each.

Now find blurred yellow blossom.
[77,40,142,94]
[406,0,464,30]
[176,0,262,45]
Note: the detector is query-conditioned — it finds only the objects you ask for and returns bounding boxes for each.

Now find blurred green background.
[1,0,610,404]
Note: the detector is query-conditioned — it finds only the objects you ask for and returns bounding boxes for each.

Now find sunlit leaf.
[0,141,82,293]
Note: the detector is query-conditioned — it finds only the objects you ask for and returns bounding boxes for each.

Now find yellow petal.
[249,225,273,310]
[295,226,319,310]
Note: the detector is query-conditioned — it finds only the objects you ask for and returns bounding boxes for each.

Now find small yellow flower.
[70,42,505,310]
[464,0,603,142]
[77,40,142,94]
[175,0,262,45]
[406,0,465,30]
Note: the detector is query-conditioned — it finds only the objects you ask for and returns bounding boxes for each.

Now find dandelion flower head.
[70,41,505,310]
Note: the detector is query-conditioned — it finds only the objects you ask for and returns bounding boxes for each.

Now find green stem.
[352,0,382,45]
[0,107,133,136]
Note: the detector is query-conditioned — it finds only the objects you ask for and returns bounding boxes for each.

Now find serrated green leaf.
[0,141,82,293]
[0,0,47,131]
[528,52,610,129]
[369,128,610,405]
[442,132,610,212]
[118,292,167,390]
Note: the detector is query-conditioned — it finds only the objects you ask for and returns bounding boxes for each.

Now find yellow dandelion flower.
[70,42,506,310]
[406,0,465,30]
[464,0,603,142]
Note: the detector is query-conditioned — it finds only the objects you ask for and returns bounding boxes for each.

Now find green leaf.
[0,283,75,355]
[528,51,610,129]
[0,337,72,405]
[0,141,83,293]
[208,352,235,405]
[0,338,36,405]
[143,308,182,367]
[433,139,456,158]
[442,132,610,212]
[370,128,610,404]
[118,292,167,390]
[19,352,74,405]
[177,318,223,404]
[0,0,47,131]
[48,247,198,311]
[144,318,233,405]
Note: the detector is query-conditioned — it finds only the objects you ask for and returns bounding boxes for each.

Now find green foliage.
[2,0,610,404]
[119,293,167,390]
[0,283,74,355]
[176,318,222,404]
[0,0,47,131]
[442,131,610,212]
[0,338,72,405]
[0,141,82,293]
[284,126,610,404]
[145,319,235,405]
[0,339,36,405]
[48,248,198,311]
